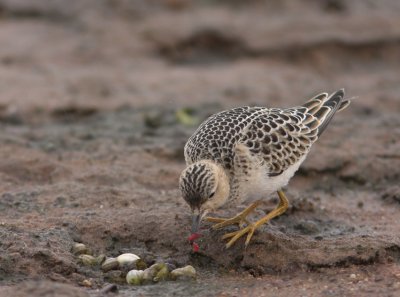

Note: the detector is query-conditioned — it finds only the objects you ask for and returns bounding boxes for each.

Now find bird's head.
[179,160,230,234]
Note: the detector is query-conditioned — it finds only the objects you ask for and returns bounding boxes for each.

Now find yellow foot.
[218,190,290,249]
[205,215,249,229]
[205,201,261,230]
[222,224,257,249]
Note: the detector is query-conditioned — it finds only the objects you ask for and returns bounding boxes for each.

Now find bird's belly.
[241,155,306,203]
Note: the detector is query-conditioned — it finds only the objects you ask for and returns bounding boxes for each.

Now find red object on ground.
[188,233,202,252]
[192,242,200,252]
[188,233,202,242]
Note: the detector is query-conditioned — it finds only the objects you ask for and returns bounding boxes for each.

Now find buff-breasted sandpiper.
[179,89,351,249]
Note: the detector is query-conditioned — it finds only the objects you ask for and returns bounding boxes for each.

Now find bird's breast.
[232,155,307,204]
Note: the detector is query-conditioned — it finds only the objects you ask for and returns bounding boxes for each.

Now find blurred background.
[0,0,399,113]
[0,1,399,296]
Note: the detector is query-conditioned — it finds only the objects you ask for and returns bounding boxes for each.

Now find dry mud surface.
[0,1,400,296]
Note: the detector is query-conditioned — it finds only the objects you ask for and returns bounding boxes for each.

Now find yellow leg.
[205,200,262,230]
[222,190,289,248]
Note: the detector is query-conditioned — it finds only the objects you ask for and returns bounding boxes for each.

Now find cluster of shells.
[72,243,196,286]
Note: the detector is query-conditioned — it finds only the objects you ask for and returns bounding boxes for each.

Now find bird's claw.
[205,216,250,230]
[221,224,257,249]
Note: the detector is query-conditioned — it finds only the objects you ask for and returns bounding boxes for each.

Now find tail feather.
[302,92,328,112]
[313,106,331,122]
[338,99,351,111]
[303,89,350,137]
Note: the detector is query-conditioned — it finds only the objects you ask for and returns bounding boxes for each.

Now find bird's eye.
[209,192,215,198]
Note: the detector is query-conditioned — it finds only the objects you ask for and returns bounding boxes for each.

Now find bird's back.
[184,106,264,171]
[184,90,350,180]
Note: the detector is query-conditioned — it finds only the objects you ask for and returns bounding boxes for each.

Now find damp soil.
[0,1,400,296]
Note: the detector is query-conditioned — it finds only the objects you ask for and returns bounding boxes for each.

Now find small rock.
[119,259,147,273]
[117,253,140,266]
[153,265,169,282]
[126,270,144,285]
[81,279,92,287]
[78,254,97,266]
[96,254,106,265]
[170,265,196,280]
[142,263,167,283]
[135,259,148,270]
[102,257,119,272]
[350,274,356,279]
[72,243,89,255]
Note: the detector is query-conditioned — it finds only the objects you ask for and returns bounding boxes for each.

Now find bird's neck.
[203,162,230,211]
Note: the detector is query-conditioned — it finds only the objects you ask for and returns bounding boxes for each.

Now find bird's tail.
[302,89,351,137]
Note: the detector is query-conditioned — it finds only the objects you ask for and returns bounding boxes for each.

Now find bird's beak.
[191,208,208,234]
[191,213,201,234]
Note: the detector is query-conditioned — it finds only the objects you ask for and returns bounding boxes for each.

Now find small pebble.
[72,243,89,255]
[117,253,140,266]
[102,257,119,272]
[93,250,200,286]
[81,279,92,287]
[142,263,167,283]
[350,274,356,279]
[78,254,97,266]
[96,254,106,265]
[170,265,196,280]
[120,259,147,273]
[126,270,144,285]
[153,265,169,282]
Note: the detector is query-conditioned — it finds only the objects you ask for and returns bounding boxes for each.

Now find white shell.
[117,253,140,266]
[126,269,144,285]
[170,265,196,280]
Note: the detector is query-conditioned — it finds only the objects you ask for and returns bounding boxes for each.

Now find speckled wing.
[184,89,349,177]
[239,89,349,176]
[238,107,318,176]
[184,106,261,171]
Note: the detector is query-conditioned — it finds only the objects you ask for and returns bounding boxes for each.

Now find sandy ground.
[0,0,399,296]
